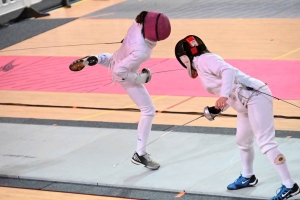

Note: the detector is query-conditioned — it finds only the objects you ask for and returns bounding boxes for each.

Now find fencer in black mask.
[175,35,299,200]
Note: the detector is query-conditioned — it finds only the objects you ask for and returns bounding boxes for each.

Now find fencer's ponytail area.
[135,11,148,24]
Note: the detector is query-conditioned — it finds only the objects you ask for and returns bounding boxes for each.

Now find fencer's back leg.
[97,53,112,68]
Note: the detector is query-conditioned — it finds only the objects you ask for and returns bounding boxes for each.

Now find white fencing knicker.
[226,79,278,154]
[96,53,156,156]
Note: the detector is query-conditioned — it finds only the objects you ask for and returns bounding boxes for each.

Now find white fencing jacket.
[193,53,260,112]
[193,53,252,97]
[112,22,156,82]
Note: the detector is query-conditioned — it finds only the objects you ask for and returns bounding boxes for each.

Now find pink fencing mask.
[143,11,171,42]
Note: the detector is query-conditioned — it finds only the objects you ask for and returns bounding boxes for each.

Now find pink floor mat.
[0,56,299,100]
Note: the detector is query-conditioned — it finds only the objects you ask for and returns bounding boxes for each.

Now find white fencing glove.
[124,68,152,84]
[136,68,152,84]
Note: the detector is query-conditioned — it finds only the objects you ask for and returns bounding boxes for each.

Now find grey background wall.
[0,0,78,24]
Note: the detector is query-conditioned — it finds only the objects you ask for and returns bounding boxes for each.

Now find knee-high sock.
[136,115,153,156]
[240,146,255,178]
[266,147,294,188]
[96,53,112,67]
[118,82,155,156]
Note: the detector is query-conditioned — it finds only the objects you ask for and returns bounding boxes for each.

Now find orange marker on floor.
[175,191,186,198]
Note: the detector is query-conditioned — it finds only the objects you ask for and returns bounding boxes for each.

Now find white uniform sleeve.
[114,50,147,79]
[207,56,235,98]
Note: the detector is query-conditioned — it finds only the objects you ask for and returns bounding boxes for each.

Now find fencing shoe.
[131,152,160,170]
[227,174,258,190]
[270,183,300,200]
[69,56,98,72]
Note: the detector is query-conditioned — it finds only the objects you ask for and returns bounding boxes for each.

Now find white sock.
[136,115,153,156]
[240,147,255,178]
[266,147,295,188]
[96,53,112,67]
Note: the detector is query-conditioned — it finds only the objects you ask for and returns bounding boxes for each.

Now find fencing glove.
[124,68,152,84]
[204,106,221,121]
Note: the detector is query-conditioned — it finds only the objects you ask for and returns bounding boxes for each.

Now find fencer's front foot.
[270,183,300,200]
[69,56,98,72]
[131,152,160,170]
[227,174,258,190]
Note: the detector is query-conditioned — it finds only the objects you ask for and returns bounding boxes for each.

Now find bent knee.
[257,141,278,154]
[113,68,122,75]
[236,138,254,150]
[140,105,156,117]
[113,68,130,81]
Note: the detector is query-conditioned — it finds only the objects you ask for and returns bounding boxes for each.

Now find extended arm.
[207,56,235,109]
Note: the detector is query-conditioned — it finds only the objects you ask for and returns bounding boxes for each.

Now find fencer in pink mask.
[69,11,171,170]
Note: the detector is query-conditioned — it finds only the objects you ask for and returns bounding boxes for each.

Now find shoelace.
[273,185,289,200]
[234,175,243,183]
[143,153,152,162]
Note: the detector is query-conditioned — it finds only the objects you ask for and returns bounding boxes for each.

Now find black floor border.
[0,117,299,138]
[0,176,264,200]
[0,103,299,120]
